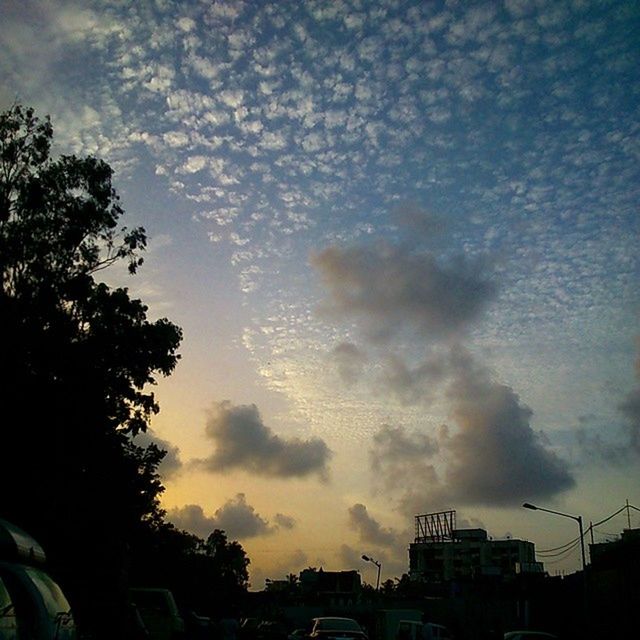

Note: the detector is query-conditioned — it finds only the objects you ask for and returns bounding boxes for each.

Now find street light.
[522,502,587,571]
[523,502,589,633]
[361,554,381,590]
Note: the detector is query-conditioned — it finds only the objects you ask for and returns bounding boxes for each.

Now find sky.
[2,0,639,589]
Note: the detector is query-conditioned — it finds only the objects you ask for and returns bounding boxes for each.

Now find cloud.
[371,348,575,512]
[576,423,628,465]
[250,549,309,589]
[370,424,439,493]
[441,347,575,505]
[331,342,367,385]
[339,542,408,582]
[348,504,400,548]
[338,544,364,569]
[376,352,449,405]
[619,338,640,453]
[312,243,496,342]
[168,494,293,541]
[391,204,448,241]
[196,401,331,479]
[620,388,640,452]
[274,513,296,530]
[133,429,182,480]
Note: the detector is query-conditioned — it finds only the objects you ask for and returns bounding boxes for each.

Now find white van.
[0,518,76,640]
[396,620,452,640]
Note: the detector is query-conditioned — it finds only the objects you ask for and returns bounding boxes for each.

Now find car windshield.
[315,619,361,632]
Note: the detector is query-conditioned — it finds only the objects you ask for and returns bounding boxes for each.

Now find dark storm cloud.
[370,424,439,492]
[312,243,496,342]
[441,348,575,506]
[168,504,218,539]
[168,494,290,540]
[371,348,575,512]
[196,401,331,479]
[331,342,367,385]
[133,429,182,480]
[348,503,400,548]
[376,352,449,405]
[206,493,274,538]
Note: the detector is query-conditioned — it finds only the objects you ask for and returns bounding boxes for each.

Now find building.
[587,527,640,637]
[408,510,542,583]
[299,568,362,608]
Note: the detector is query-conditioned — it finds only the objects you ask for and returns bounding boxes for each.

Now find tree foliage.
[129,524,250,618]
[0,105,183,637]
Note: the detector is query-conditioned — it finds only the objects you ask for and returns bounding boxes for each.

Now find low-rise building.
[408,511,542,583]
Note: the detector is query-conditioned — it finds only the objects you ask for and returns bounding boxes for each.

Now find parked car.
[0,517,76,640]
[182,609,213,640]
[309,617,368,640]
[396,620,452,640]
[129,588,185,640]
[240,617,262,640]
[504,633,558,640]
[257,620,288,640]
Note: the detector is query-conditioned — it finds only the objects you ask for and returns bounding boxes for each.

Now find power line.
[537,535,581,554]
[537,538,583,558]
[535,502,638,558]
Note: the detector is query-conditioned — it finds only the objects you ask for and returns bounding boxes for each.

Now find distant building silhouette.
[409,511,543,583]
[587,527,640,637]
[299,568,362,607]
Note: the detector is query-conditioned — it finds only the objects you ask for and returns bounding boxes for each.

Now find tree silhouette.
[204,529,250,591]
[0,105,182,638]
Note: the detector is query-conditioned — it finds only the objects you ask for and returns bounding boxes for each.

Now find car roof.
[504,632,557,639]
[313,616,355,622]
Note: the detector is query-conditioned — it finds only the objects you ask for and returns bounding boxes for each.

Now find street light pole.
[361,554,381,590]
[522,502,589,635]
[522,503,587,571]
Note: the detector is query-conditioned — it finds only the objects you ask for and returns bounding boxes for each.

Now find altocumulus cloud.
[312,243,496,342]
[196,401,331,479]
[169,494,295,541]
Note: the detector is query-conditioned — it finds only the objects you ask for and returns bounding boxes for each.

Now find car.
[257,620,288,640]
[0,518,76,640]
[503,633,558,640]
[396,620,452,640]
[129,587,185,640]
[240,617,262,640]
[309,617,368,640]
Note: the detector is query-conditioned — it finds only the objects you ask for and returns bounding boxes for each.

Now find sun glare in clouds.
[2,0,639,585]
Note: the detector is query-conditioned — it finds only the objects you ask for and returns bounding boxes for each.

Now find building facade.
[409,511,542,582]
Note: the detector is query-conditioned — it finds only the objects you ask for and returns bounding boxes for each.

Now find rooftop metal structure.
[414,510,456,543]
